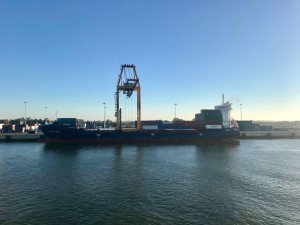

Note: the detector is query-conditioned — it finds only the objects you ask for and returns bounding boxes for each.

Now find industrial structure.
[115,64,141,130]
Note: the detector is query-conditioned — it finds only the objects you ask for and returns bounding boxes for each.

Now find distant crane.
[115,64,141,130]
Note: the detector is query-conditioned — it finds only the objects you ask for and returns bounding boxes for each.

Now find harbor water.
[0,140,299,224]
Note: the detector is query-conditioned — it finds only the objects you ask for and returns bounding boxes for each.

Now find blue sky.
[0,0,299,121]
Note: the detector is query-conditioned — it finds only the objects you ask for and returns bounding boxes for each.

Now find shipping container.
[195,110,223,124]
[57,118,77,127]
[141,120,158,125]
[237,120,255,131]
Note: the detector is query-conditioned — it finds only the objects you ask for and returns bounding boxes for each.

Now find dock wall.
[240,131,300,139]
[0,132,44,141]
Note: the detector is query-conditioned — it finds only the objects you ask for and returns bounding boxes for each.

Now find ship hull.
[40,124,240,143]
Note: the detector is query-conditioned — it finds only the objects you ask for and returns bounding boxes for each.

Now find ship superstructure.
[214,94,232,128]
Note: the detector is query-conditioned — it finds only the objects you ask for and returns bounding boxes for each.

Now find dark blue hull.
[40,124,240,143]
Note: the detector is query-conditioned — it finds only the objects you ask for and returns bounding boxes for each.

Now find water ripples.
[0,140,300,224]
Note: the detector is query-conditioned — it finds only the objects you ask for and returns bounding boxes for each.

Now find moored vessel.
[40,64,240,143]
[40,118,240,143]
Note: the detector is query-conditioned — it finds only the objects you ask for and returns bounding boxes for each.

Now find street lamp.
[240,104,243,121]
[103,102,106,128]
[174,103,177,120]
[24,101,27,127]
[45,106,48,120]
[240,104,243,131]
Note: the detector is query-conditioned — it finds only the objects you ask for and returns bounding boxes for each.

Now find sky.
[0,0,300,121]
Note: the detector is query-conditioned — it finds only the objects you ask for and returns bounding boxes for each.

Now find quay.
[240,130,300,139]
[0,132,44,141]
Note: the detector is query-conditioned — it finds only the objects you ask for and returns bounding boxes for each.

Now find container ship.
[40,65,239,143]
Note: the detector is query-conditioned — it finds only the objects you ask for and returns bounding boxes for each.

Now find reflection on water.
[43,140,241,155]
[0,140,299,224]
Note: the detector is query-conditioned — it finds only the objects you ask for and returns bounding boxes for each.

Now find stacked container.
[195,110,223,129]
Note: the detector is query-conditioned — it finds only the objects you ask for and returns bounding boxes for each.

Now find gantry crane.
[115,64,141,130]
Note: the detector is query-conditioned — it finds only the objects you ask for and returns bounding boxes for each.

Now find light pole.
[174,103,177,120]
[240,104,243,121]
[45,106,48,120]
[103,102,106,128]
[24,101,27,127]
[240,104,243,131]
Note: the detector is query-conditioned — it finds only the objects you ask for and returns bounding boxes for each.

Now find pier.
[240,131,300,139]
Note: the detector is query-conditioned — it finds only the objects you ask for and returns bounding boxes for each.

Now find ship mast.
[115,64,141,130]
[222,93,224,104]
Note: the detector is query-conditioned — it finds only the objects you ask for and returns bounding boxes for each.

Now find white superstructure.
[214,94,232,128]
